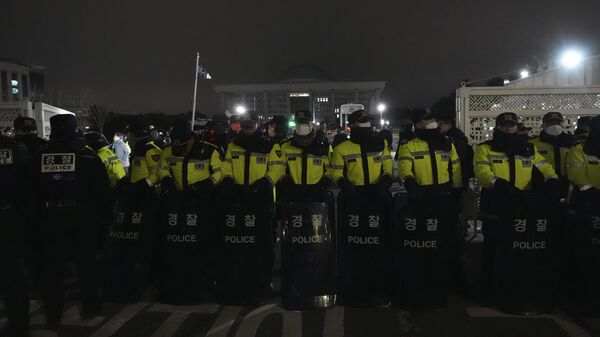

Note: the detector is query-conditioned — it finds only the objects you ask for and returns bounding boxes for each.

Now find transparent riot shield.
[281,191,335,310]
[495,192,557,314]
[157,189,214,304]
[336,187,392,307]
[103,186,157,303]
[392,193,450,310]
[215,188,274,305]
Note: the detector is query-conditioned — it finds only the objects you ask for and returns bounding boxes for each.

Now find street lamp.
[377,104,386,128]
[235,105,246,114]
[560,49,584,69]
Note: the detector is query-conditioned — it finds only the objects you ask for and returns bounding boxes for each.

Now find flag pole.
[191,52,200,129]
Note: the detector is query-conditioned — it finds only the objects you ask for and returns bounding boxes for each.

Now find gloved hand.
[403,177,424,202]
[132,178,150,195]
[252,177,272,195]
[160,176,177,196]
[451,188,464,212]
[377,175,393,190]
[337,177,356,199]
[493,178,514,196]
[278,175,294,190]
[220,177,235,199]
[190,178,214,193]
[543,178,561,202]
[316,176,333,190]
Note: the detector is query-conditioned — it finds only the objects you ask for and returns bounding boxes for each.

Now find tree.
[87,105,110,132]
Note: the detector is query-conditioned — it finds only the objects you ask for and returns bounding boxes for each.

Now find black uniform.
[0,136,30,337]
[31,126,110,327]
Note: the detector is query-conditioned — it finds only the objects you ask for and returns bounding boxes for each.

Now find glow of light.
[503,79,510,85]
[520,70,530,79]
[380,119,385,126]
[377,104,386,112]
[235,105,246,114]
[560,50,584,69]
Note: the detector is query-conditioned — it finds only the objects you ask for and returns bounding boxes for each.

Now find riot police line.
[1,110,600,335]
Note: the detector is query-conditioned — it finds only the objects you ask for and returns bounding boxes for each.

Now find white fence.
[456,86,600,144]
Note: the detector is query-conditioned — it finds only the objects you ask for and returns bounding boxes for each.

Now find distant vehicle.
[0,101,74,139]
[339,104,365,128]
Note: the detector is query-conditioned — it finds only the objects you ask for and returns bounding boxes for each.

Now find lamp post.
[377,104,386,128]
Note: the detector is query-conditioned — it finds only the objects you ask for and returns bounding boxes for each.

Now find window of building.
[1,72,7,101]
[290,92,310,97]
[316,97,329,102]
[11,73,19,99]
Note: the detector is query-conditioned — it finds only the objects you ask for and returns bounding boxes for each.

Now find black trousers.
[41,209,100,326]
[0,208,30,336]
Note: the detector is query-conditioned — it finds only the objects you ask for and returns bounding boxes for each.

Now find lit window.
[290,92,310,97]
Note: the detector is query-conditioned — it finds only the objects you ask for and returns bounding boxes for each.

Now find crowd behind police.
[0,107,599,336]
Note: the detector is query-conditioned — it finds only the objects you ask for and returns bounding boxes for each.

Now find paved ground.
[1,294,599,337]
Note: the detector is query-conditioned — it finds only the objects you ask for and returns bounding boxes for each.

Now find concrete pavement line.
[147,303,220,337]
[206,306,244,337]
[322,306,344,337]
[233,304,301,337]
[466,307,592,337]
[89,302,150,337]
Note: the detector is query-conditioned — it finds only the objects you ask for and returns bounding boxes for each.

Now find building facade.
[0,57,45,103]
[213,65,385,124]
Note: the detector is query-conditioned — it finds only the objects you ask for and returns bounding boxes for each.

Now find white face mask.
[544,124,563,136]
[357,122,371,128]
[295,124,313,136]
[425,121,439,130]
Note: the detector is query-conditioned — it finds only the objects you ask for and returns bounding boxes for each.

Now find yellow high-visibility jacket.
[397,137,462,188]
[474,142,557,190]
[222,137,285,185]
[330,138,393,186]
[530,134,573,177]
[280,138,330,185]
[97,145,126,188]
[129,139,162,185]
[566,144,600,190]
[158,140,223,190]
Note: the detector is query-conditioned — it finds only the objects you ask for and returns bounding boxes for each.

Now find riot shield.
[568,194,600,313]
[392,193,450,310]
[280,191,335,310]
[215,188,274,305]
[157,189,214,304]
[103,187,157,303]
[336,187,392,307]
[495,193,557,314]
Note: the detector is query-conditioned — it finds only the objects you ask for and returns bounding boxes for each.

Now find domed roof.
[278,64,332,83]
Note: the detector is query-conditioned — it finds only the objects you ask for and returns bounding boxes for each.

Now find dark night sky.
[2,0,600,115]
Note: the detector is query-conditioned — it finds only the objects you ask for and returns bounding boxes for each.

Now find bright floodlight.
[520,70,530,79]
[380,119,385,126]
[377,104,386,112]
[235,105,246,114]
[561,50,583,69]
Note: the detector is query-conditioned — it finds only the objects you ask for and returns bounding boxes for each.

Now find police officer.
[566,115,600,203]
[126,121,162,192]
[279,110,331,202]
[330,109,393,199]
[398,109,462,200]
[221,111,285,201]
[85,131,126,188]
[435,110,474,186]
[573,116,594,144]
[265,115,290,145]
[474,112,559,298]
[31,114,110,328]
[159,119,223,194]
[0,135,30,337]
[531,112,575,196]
[13,116,46,155]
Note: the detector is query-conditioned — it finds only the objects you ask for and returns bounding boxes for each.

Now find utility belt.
[43,200,77,208]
